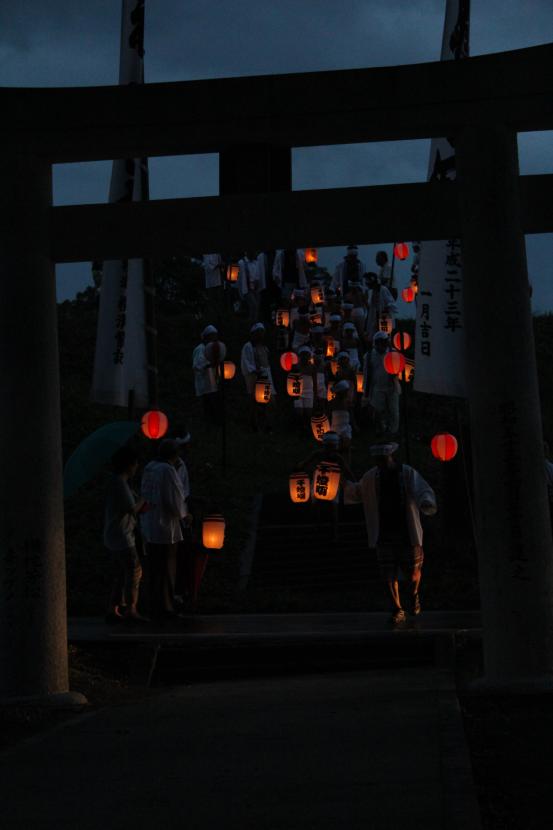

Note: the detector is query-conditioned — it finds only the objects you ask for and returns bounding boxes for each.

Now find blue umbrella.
[63,421,139,498]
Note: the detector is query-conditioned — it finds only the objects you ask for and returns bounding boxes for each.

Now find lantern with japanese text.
[287,373,303,398]
[356,372,364,393]
[393,331,412,351]
[313,462,341,501]
[223,361,236,380]
[276,309,290,328]
[431,433,458,462]
[401,287,415,303]
[311,413,331,442]
[289,471,311,503]
[383,351,406,376]
[202,514,226,549]
[255,379,272,404]
[280,351,299,372]
[394,242,409,261]
[304,248,318,265]
[141,410,169,440]
[311,283,325,305]
[226,263,239,283]
[324,337,336,358]
[378,316,393,335]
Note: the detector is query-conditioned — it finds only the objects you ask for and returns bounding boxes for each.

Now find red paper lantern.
[431,433,458,462]
[393,331,412,351]
[141,410,169,440]
[383,351,406,375]
[394,242,409,261]
[401,287,415,303]
[280,351,299,372]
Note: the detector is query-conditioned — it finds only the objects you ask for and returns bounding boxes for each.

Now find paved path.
[2,668,480,829]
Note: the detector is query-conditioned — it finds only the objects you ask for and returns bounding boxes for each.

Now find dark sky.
[1,0,552,308]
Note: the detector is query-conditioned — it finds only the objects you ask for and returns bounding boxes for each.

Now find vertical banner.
[91,1,150,408]
[413,0,470,398]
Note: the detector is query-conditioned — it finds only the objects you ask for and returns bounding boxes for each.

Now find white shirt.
[345,465,437,548]
[240,341,275,394]
[331,257,366,293]
[272,250,307,288]
[192,343,218,396]
[140,461,187,544]
[203,253,223,289]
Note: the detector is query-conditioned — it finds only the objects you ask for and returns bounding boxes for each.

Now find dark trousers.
[147,542,177,618]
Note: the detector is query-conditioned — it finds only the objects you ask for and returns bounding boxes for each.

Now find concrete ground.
[2,667,481,830]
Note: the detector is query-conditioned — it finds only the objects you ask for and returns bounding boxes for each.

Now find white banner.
[413,0,470,398]
[91,1,149,408]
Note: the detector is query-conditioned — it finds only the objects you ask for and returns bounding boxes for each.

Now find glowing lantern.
[329,359,339,377]
[393,331,412,351]
[431,433,458,462]
[202,514,225,549]
[280,351,299,372]
[409,277,419,294]
[305,248,318,264]
[356,372,364,393]
[287,373,304,398]
[310,311,324,326]
[327,383,336,402]
[401,287,415,303]
[223,361,236,380]
[378,316,393,335]
[324,337,336,358]
[141,409,169,440]
[311,413,331,442]
[289,471,311,503]
[394,242,409,261]
[255,379,272,404]
[226,263,239,282]
[311,283,325,304]
[276,309,290,328]
[313,462,341,501]
[404,358,415,383]
[383,351,406,375]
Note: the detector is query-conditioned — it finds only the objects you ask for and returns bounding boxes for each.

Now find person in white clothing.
[273,249,307,299]
[192,325,220,424]
[241,322,276,430]
[332,245,366,294]
[366,331,401,436]
[365,273,398,342]
[141,440,189,620]
[344,442,437,624]
[293,346,316,426]
[238,252,262,325]
[202,254,224,289]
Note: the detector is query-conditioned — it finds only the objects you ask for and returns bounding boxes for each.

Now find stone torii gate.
[1,44,553,700]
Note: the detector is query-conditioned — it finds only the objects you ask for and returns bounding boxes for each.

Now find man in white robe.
[332,245,366,294]
[344,442,437,624]
[192,324,220,423]
[365,273,398,341]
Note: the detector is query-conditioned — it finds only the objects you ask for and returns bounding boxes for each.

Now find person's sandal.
[390,608,406,625]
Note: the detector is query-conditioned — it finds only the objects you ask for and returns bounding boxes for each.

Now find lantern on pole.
[226,263,239,283]
[431,433,458,462]
[401,286,415,303]
[223,361,236,380]
[324,337,336,358]
[255,379,272,404]
[280,351,299,372]
[356,372,364,394]
[141,409,169,440]
[403,358,415,383]
[313,462,341,501]
[287,373,304,398]
[304,248,318,265]
[393,331,412,351]
[276,309,290,328]
[202,514,226,549]
[289,471,311,503]
[311,413,331,442]
[310,283,325,305]
[394,242,409,261]
[383,351,406,376]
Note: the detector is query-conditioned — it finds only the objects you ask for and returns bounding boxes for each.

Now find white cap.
[337,351,350,360]
[322,431,340,446]
[202,324,218,338]
[298,345,312,354]
[373,331,389,343]
[311,325,324,334]
[250,322,265,333]
[333,379,350,392]
[343,322,356,330]
[370,442,399,456]
[347,245,358,252]
[175,433,191,445]
[342,303,354,310]
[329,314,342,322]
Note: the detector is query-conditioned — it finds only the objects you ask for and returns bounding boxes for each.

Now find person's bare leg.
[386,578,402,610]
[407,566,422,615]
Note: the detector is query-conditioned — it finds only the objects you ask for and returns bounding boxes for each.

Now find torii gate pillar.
[0,154,83,704]
[457,124,553,687]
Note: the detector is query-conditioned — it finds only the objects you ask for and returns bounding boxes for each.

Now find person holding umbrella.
[344,443,437,625]
[103,446,149,623]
